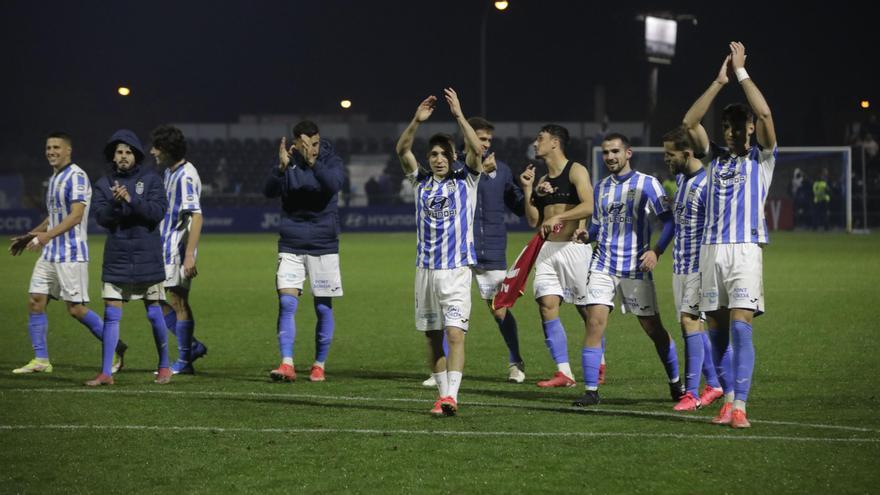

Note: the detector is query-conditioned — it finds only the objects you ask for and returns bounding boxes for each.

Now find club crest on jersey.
[135,180,144,195]
[446,182,456,193]
[627,189,636,200]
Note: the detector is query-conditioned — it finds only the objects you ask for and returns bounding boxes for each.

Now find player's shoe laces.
[730,409,751,429]
[430,398,445,417]
[270,363,296,382]
[112,341,127,374]
[191,341,208,363]
[712,403,733,425]
[699,385,724,407]
[440,396,458,416]
[170,359,194,375]
[154,367,172,385]
[669,379,686,401]
[507,362,526,384]
[572,390,601,407]
[673,392,702,411]
[422,375,437,387]
[12,359,52,374]
[84,373,114,387]
[309,365,325,382]
[598,363,606,385]
[537,371,576,388]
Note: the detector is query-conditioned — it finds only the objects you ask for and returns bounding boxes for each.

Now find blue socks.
[28,313,49,359]
[278,294,298,359]
[146,305,170,369]
[683,333,704,396]
[102,306,122,376]
[79,310,104,341]
[731,320,755,402]
[314,297,334,363]
[164,309,178,339]
[655,336,680,382]
[581,346,603,388]
[542,318,569,364]
[700,332,721,388]
[175,320,194,363]
[495,311,522,363]
[708,328,734,393]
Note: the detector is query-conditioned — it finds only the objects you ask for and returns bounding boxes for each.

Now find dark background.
[0,0,875,154]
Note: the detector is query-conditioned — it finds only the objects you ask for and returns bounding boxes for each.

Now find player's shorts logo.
[445,306,463,321]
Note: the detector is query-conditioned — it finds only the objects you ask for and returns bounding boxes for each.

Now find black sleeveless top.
[533,160,580,208]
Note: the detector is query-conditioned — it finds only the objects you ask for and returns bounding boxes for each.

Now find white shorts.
[102,282,165,302]
[533,241,592,305]
[415,266,472,331]
[699,243,764,315]
[472,268,505,300]
[276,253,343,297]
[164,262,192,291]
[28,259,90,303]
[585,271,658,317]
[672,272,702,317]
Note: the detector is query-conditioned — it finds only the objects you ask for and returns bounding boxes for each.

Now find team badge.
[446,182,456,193]
[135,180,144,195]
[627,190,636,200]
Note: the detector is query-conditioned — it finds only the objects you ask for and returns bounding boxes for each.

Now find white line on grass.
[4,387,878,434]
[0,424,876,444]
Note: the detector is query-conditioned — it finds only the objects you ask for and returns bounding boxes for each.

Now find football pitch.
[1,231,878,493]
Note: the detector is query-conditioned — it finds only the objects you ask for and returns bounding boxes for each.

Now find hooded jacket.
[263,139,345,255]
[93,129,168,285]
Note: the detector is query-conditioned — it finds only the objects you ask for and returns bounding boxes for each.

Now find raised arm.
[683,55,730,154]
[396,96,436,176]
[444,88,482,173]
[519,165,541,228]
[730,42,776,149]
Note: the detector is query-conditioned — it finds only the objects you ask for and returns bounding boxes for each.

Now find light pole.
[480,1,509,117]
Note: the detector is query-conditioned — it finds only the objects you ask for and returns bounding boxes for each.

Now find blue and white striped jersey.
[591,171,670,279]
[672,168,708,275]
[42,163,90,263]
[408,165,480,269]
[160,162,202,265]
[702,143,776,244]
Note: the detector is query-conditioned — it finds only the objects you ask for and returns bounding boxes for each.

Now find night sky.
[1,0,874,153]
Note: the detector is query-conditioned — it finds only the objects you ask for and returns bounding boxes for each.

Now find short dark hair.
[661,126,693,151]
[427,133,455,165]
[151,125,187,162]
[46,131,72,147]
[539,124,569,149]
[603,132,631,149]
[721,103,755,129]
[467,117,494,132]
[292,120,320,138]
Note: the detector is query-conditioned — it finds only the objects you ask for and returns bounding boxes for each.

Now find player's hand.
[183,255,198,279]
[715,55,731,85]
[535,180,555,197]
[519,164,535,189]
[112,182,131,203]
[444,88,463,119]
[279,137,293,170]
[639,249,658,272]
[9,233,35,256]
[414,96,437,123]
[28,232,51,251]
[482,152,497,173]
[572,228,589,244]
[729,41,747,70]
[541,216,563,238]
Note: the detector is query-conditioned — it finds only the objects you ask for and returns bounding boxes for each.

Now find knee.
[314,298,333,318]
[446,329,465,346]
[67,304,87,319]
[27,297,45,314]
[279,294,299,314]
[538,304,558,321]
[491,307,507,322]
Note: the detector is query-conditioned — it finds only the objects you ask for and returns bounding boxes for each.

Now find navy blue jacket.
[263,139,345,255]
[456,155,525,270]
[94,130,167,285]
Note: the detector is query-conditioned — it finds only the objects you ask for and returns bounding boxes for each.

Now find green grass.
[1,231,878,493]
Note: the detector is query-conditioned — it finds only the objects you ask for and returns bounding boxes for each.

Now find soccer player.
[396,89,483,416]
[573,133,684,407]
[264,120,345,383]
[662,126,728,411]
[682,42,776,428]
[519,124,594,389]
[87,130,171,386]
[151,125,208,374]
[421,116,526,387]
[9,132,126,375]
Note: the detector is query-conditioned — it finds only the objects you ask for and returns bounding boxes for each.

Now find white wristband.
[735,68,750,82]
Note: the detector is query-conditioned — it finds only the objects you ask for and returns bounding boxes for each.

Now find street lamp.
[480,1,509,117]
[117,86,131,96]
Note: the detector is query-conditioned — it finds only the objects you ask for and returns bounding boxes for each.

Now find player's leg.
[85,297,122,386]
[426,329,448,416]
[573,303,608,406]
[705,309,734,423]
[14,291,52,374]
[306,253,343,382]
[310,297,333,382]
[697,322,723,406]
[271,253,304,381]
[535,295,575,387]
[435,267,472,415]
[142,282,171,383]
[635,313,684,401]
[673,272,708,410]
[166,287,196,373]
[489,302,525,382]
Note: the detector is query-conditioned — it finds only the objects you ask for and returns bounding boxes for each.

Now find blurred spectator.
[812,168,831,230]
